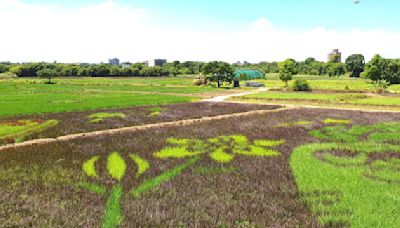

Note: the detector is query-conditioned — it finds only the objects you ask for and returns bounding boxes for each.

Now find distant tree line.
[2,54,400,85]
[0,61,206,78]
[362,54,400,84]
[237,57,348,77]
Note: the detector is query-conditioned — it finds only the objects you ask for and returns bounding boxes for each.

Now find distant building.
[108,58,120,66]
[147,59,167,67]
[235,61,250,66]
[328,49,342,62]
[120,62,131,69]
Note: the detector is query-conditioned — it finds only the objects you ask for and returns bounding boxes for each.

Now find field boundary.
[225,99,400,113]
[0,106,290,151]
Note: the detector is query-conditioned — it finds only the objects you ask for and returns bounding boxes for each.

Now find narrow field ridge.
[0,106,290,151]
[225,100,400,113]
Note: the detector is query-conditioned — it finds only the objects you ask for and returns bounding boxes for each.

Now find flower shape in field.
[82,152,150,182]
[82,152,150,227]
[154,135,284,163]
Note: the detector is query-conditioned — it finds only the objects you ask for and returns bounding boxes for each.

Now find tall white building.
[147,59,167,67]
[108,58,120,66]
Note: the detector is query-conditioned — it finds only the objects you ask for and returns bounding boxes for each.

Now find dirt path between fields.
[203,88,267,102]
[3,89,399,151]
[206,88,400,113]
[0,106,291,151]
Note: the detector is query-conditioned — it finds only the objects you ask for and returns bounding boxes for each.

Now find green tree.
[278,59,297,87]
[362,54,385,83]
[327,62,346,77]
[203,61,234,87]
[362,65,380,83]
[0,64,10,74]
[345,54,365,77]
[37,68,60,84]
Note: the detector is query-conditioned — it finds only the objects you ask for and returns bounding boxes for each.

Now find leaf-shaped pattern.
[83,156,99,178]
[210,148,234,163]
[107,152,126,181]
[129,154,150,178]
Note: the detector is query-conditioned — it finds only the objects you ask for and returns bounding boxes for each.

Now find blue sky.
[1,0,400,63]
[20,0,400,30]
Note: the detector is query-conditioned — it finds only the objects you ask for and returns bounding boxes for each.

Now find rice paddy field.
[0,77,236,117]
[233,91,400,110]
[257,74,400,93]
[1,105,400,227]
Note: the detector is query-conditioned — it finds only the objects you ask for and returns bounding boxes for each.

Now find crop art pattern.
[154,135,283,163]
[81,135,284,227]
[291,122,400,227]
[0,119,58,145]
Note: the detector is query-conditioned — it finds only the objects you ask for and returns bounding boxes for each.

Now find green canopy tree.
[37,68,60,84]
[345,54,365,77]
[362,54,385,83]
[327,62,346,77]
[278,59,297,87]
[202,61,234,87]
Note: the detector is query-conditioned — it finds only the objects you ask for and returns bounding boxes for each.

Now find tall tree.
[362,54,385,83]
[278,59,297,87]
[203,61,234,87]
[345,54,365,77]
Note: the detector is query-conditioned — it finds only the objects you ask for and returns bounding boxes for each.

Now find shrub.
[293,79,311,91]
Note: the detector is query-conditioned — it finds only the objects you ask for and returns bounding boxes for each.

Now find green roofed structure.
[234,69,264,81]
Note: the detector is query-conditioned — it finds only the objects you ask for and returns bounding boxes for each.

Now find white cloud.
[251,17,272,30]
[0,0,400,63]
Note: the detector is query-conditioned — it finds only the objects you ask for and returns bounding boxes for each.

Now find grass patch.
[148,107,164,117]
[291,122,400,227]
[0,79,198,117]
[323,118,351,124]
[235,91,400,109]
[258,75,377,92]
[0,119,58,144]
[88,112,126,124]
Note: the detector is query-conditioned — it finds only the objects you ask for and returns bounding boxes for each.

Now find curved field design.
[291,122,400,227]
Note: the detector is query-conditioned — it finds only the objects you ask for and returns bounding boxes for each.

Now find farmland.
[256,74,400,93]
[0,77,237,117]
[1,75,400,227]
[1,105,400,227]
[233,91,400,110]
